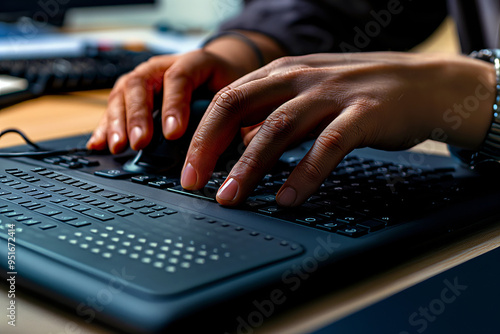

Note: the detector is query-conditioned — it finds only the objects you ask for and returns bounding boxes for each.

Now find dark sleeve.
[219,0,448,55]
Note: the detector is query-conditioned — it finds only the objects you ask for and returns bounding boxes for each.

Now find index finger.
[180,74,297,191]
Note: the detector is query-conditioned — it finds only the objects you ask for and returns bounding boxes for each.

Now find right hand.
[86,49,251,153]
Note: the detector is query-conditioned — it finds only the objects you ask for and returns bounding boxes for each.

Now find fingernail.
[181,163,198,189]
[130,126,143,147]
[217,178,239,202]
[277,186,297,207]
[110,132,120,151]
[86,136,95,148]
[165,116,179,136]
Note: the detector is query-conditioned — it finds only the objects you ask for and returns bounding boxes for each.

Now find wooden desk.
[2,17,500,334]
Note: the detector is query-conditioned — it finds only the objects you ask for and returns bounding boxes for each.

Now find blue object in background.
[312,246,500,334]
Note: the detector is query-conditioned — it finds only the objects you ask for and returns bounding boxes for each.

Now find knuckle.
[163,64,187,81]
[316,129,347,155]
[127,107,146,123]
[297,158,324,183]
[261,111,296,138]
[213,87,247,118]
[236,154,267,174]
[189,130,215,158]
[268,56,296,69]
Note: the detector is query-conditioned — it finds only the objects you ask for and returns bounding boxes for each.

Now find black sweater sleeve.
[220,0,448,55]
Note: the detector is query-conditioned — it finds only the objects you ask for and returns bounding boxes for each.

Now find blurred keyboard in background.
[0,45,156,108]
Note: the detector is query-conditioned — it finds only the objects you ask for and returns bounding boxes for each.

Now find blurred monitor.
[0,0,156,26]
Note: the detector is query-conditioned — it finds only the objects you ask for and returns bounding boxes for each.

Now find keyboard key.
[52,214,78,222]
[38,223,57,230]
[66,220,92,227]
[336,226,368,238]
[95,169,137,179]
[117,210,134,217]
[296,215,324,225]
[356,220,386,232]
[34,207,62,216]
[22,220,41,226]
[81,209,114,221]
[316,222,346,232]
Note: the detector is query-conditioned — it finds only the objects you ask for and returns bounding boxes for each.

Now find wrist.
[447,49,500,166]
[427,55,496,150]
[203,30,286,74]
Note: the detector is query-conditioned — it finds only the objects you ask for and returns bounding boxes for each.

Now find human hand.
[86,31,285,154]
[181,52,495,207]
[85,49,248,153]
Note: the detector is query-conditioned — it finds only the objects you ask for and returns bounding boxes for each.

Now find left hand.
[180,52,495,207]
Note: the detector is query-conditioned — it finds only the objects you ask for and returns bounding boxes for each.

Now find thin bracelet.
[468,49,500,165]
[202,30,265,68]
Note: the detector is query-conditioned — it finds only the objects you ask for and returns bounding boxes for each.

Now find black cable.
[0,129,43,150]
[0,128,88,158]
